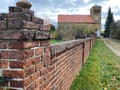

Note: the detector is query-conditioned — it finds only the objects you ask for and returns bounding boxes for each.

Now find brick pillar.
[0,1,50,90]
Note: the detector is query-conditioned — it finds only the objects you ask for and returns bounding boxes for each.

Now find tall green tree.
[110,20,120,39]
[104,7,114,37]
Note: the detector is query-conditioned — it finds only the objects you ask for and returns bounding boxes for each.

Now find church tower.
[90,5,101,24]
[90,5,102,37]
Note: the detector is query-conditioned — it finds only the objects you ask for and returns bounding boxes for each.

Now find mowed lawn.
[70,39,120,90]
[50,39,63,44]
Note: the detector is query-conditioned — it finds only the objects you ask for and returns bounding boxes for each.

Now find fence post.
[82,39,85,66]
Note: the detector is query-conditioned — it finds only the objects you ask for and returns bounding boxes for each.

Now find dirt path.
[103,38,120,57]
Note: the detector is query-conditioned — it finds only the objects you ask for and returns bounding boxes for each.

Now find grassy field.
[50,39,63,44]
[70,39,120,90]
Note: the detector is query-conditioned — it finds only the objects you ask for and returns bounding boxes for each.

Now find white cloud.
[102,0,120,13]
[70,0,77,5]
[114,15,120,21]
[4,0,14,3]
[0,0,120,29]
[108,0,120,8]
[83,0,90,4]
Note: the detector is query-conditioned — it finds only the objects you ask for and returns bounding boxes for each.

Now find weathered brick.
[24,76,32,87]
[51,77,58,86]
[10,81,24,87]
[8,20,39,29]
[50,71,56,81]
[0,41,7,49]
[35,86,41,90]
[23,9,34,16]
[9,57,40,69]
[25,66,35,77]
[43,83,50,90]
[44,73,50,81]
[9,7,23,12]
[26,83,35,90]
[8,20,23,29]
[41,79,50,89]
[24,57,41,68]
[7,12,31,21]
[35,77,43,87]
[40,67,49,76]
[31,72,39,81]
[0,13,6,20]
[56,61,61,67]
[2,50,34,59]
[22,41,39,49]
[3,70,25,78]
[42,53,50,61]
[8,41,24,49]
[9,7,34,16]
[0,60,8,68]
[35,47,44,56]
[9,61,25,68]
[44,61,51,67]
[0,30,49,40]
[32,17,43,24]
[0,20,7,30]
[35,31,50,40]
[51,58,58,65]
[40,25,50,31]
[0,31,41,40]
[44,46,50,53]
[1,51,22,59]
[50,65,55,72]
[50,86,55,90]
[40,40,50,46]
[0,31,26,40]
[35,62,44,71]
[22,21,40,29]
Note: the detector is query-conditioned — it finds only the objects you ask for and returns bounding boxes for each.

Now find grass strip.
[70,39,120,90]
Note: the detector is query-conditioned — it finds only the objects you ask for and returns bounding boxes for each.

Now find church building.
[58,5,102,38]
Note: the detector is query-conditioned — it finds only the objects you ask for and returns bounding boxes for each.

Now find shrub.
[75,30,87,39]
[55,32,62,40]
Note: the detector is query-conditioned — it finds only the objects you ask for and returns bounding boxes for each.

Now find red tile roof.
[58,15,95,23]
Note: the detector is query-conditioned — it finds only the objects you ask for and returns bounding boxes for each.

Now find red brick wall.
[0,40,51,90]
[50,43,83,90]
[0,1,96,90]
[50,37,95,90]
[0,37,95,90]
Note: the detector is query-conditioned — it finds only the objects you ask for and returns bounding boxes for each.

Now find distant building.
[58,5,102,39]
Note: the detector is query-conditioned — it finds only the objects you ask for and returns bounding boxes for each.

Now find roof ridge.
[58,15,95,23]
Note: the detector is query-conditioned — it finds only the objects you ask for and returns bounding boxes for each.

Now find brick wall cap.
[16,0,32,9]
[50,39,84,55]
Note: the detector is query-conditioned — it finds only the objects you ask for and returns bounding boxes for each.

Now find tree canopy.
[110,20,120,39]
[104,7,114,37]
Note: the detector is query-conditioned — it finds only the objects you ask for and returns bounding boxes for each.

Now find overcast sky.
[0,0,120,29]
